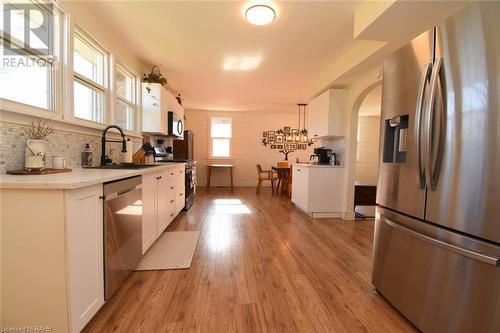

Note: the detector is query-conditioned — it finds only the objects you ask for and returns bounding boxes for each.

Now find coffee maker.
[310,147,332,164]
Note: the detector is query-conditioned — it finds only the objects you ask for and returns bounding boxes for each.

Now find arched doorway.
[354,85,382,217]
[342,76,382,220]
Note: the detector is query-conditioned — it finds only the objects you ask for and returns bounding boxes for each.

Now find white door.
[142,173,158,253]
[291,166,309,211]
[66,184,105,333]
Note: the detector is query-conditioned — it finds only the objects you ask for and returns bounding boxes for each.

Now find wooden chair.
[256,164,278,193]
[275,162,291,195]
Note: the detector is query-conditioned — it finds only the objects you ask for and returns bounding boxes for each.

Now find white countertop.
[292,163,344,168]
[0,162,187,190]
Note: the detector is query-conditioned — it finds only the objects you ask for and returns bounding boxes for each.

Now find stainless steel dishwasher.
[103,176,142,300]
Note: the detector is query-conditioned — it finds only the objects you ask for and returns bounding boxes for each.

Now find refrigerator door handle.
[425,57,444,190]
[415,62,432,189]
[383,217,500,266]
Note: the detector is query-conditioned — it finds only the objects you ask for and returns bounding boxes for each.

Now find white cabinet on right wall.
[307,88,347,139]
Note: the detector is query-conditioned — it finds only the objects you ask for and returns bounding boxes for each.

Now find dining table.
[272,166,291,195]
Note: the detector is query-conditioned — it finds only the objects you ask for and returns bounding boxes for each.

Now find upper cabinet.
[142,83,184,135]
[307,88,347,138]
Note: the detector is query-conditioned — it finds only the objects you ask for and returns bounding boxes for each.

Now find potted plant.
[143,65,168,94]
[24,119,54,169]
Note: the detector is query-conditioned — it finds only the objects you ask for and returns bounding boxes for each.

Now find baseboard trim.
[342,211,356,220]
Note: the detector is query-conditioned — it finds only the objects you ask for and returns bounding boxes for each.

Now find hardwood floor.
[84,186,416,333]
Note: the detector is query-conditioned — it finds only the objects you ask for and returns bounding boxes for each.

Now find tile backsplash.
[322,137,346,166]
[0,122,141,174]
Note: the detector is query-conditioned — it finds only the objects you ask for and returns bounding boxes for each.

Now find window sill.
[0,107,143,140]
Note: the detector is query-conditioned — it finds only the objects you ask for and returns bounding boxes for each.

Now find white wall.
[185,109,317,186]
[355,115,380,185]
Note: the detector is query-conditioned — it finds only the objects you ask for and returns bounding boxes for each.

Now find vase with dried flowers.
[24,119,54,169]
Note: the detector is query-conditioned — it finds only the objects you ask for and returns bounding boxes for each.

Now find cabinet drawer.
[167,199,176,222]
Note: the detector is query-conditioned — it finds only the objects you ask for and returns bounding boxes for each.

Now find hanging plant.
[143,65,168,86]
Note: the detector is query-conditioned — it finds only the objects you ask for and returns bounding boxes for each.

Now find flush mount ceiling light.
[245,5,276,26]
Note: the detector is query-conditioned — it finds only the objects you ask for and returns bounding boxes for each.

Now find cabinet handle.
[99,195,105,200]
[297,169,301,171]
[158,176,162,179]
[179,193,184,196]
[170,186,174,189]
[170,200,175,203]
[314,134,318,137]
[170,173,174,176]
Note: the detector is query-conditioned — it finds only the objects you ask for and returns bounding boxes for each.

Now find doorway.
[354,85,382,218]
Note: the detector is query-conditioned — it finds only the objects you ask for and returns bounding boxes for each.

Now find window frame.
[70,24,110,126]
[210,116,232,158]
[113,61,139,133]
[0,0,144,138]
[0,1,65,119]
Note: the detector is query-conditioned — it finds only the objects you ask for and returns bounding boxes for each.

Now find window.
[0,2,62,111]
[73,29,107,123]
[210,117,232,157]
[115,64,136,131]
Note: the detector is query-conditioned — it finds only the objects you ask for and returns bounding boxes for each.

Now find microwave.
[168,111,184,138]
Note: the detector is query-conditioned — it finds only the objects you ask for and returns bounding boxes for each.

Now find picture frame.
[291,128,299,135]
[284,143,297,150]
[275,135,283,143]
[277,144,283,149]
[268,135,275,143]
[263,131,268,137]
[283,126,291,134]
[267,131,275,137]
[270,144,276,149]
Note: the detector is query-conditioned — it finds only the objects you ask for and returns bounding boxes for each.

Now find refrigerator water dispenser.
[383,115,408,163]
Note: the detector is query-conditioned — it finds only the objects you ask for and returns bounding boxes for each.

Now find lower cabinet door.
[291,166,309,211]
[142,173,158,253]
[66,184,105,333]
[156,171,169,234]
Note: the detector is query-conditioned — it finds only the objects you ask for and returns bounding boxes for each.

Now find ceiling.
[87,1,363,112]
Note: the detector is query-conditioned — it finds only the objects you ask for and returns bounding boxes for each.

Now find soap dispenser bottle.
[82,143,93,167]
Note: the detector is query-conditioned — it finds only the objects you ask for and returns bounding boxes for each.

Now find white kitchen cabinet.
[65,184,105,333]
[142,165,186,253]
[142,83,184,135]
[291,164,345,218]
[308,88,347,138]
[156,170,170,235]
[142,172,158,253]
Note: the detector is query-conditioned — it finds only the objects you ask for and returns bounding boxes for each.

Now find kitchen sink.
[87,163,158,170]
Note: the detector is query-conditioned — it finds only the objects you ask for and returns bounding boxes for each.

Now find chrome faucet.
[101,125,127,165]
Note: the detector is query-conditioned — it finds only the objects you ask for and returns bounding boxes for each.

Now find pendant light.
[296,103,309,143]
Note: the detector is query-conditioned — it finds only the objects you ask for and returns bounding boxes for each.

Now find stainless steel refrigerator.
[372,2,500,332]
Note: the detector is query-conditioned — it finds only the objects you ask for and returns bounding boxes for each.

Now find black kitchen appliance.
[173,130,193,160]
[310,147,332,164]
